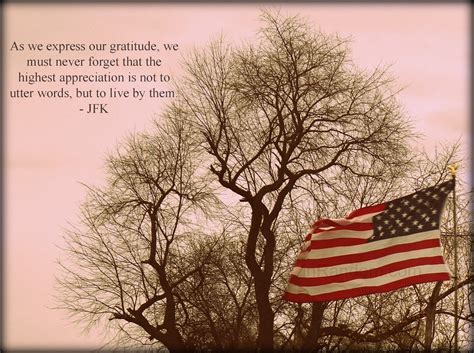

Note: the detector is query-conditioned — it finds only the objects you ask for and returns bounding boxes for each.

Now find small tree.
[57,116,216,352]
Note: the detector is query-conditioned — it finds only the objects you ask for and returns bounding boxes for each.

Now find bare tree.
[175,230,258,350]
[179,11,413,350]
[57,115,217,352]
[57,12,471,353]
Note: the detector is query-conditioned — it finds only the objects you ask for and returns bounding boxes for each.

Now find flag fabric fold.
[283,180,454,303]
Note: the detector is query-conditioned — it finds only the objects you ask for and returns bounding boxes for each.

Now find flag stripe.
[302,230,440,259]
[296,238,440,268]
[305,237,368,250]
[311,210,385,229]
[305,229,373,242]
[292,246,447,277]
[346,203,387,219]
[290,256,445,286]
[312,222,373,234]
[286,264,449,296]
[283,272,451,302]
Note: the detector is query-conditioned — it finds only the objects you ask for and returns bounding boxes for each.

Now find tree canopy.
[57,12,472,352]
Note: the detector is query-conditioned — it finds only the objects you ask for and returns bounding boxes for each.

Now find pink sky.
[4,3,469,349]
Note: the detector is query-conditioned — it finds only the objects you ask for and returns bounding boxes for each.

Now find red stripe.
[305,237,368,250]
[283,272,450,302]
[312,219,342,228]
[346,203,386,219]
[312,222,373,234]
[295,238,441,268]
[290,256,446,286]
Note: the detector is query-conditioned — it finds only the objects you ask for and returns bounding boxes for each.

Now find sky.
[4,3,470,350]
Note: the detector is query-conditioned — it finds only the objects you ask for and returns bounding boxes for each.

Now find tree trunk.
[302,302,327,352]
[245,204,276,352]
[251,242,275,352]
[254,276,275,351]
[424,281,442,352]
[164,331,188,353]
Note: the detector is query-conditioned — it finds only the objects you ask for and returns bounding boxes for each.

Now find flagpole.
[448,164,459,352]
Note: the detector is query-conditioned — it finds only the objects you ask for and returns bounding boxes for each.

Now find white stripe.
[303,229,373,250]
[286,264,450,296]
[292,246,445,276]
[301,230,440,260]
[320,210,384,226]
[310,211,384,240]
[307,229,373,241]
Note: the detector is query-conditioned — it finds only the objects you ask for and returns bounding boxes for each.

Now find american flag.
[283,180,454,302]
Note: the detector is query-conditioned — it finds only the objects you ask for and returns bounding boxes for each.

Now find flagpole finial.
[448,164,459,177]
